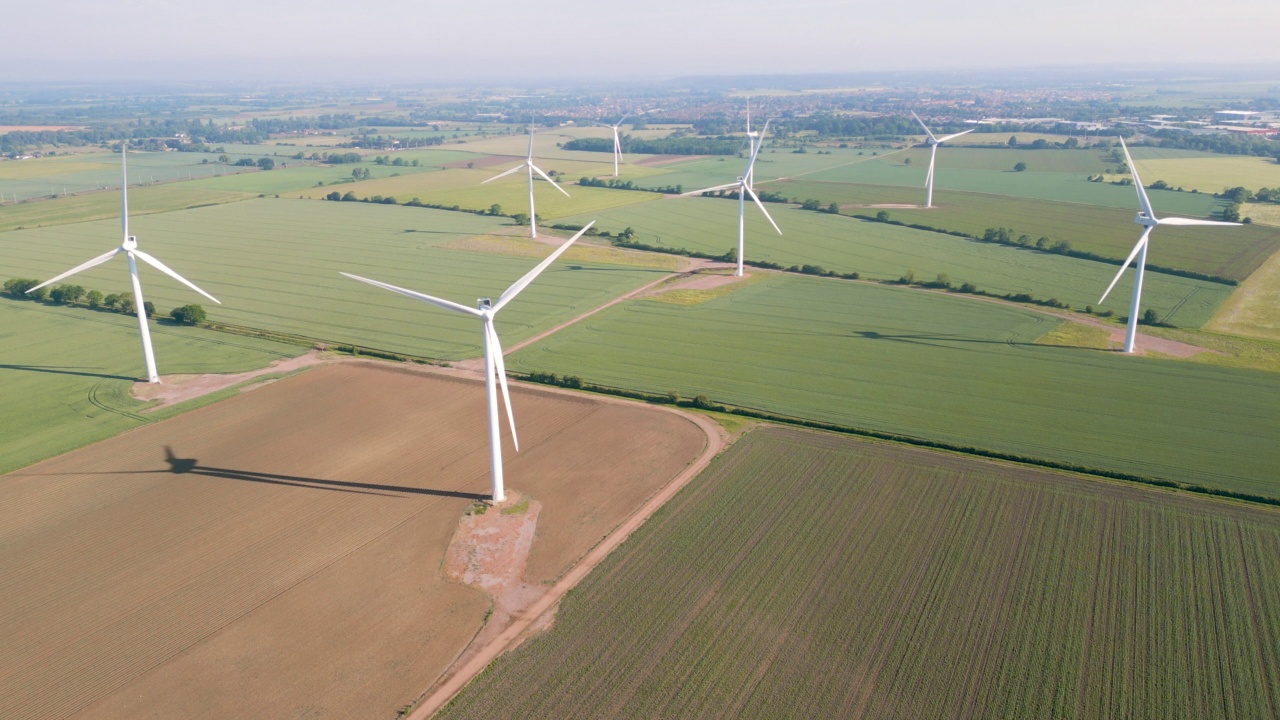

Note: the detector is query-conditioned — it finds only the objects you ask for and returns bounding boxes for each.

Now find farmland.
[508,273,1280,495]
[1,199,666,360]
[439,426,1280,720]
[0,184,252,231]
[564,199,1234,327]
[1126,148,1280,194]
[0,299,302,475]
[770,180,1276,282]
[0,151,257,201]
[0,363,708,720]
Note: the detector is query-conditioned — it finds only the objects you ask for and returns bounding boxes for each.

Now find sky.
[6,0,1280,83]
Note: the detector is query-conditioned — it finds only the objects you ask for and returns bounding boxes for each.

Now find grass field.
[1205,249,1280,342]
[0,184,253,231]
[800,155,1222,214]
[508,273,1280,495]
[439,426,1280,720]
[1,199,666,360]
[771,180,1277,282]
[294,166,666,218]
[0,363,706,720]
[0,151,255,200]
[0,299,302,475]
[1128,149,1280,194]
[563,199,1233,327]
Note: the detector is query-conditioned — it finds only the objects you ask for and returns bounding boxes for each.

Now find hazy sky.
[6,0,1279,83]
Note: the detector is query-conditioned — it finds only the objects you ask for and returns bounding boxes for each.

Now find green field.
[1,199,666,360]
[0,151,256,200]
[564,199,1233,327]
[440,426,1280,720]
[800,153,1222,214]
[771,180,1276,282]
[1128,149,1280,194]
[0,185,253,231]
[0,299,302,474]
[509,274,1280,495]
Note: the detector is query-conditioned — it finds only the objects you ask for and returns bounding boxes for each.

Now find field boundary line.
[407,405,728,719]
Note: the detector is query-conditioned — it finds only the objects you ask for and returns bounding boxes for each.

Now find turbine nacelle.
[122,236,138,251]
[1135,212,1157,227]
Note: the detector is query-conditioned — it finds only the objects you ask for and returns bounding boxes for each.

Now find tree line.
[3,278,205,324]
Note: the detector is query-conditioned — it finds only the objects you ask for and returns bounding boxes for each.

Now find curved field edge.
[436,425,1280,720]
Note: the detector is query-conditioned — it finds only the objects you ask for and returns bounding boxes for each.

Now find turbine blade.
[1099,230,1151,304]
[29,248,122,293]
[492,222,595,312]
[531,164,571,197]
[937,128,975,143]
[1157,217,1242,227]
[527,125,534,159]
[132,249,221,304]
[744,185,782,235]
[481,164,525,184]
[617,114,629,127]
[487,322,518,451]
[680,182,741,197]
[1119,136,1156,220]
[340,272,483,316]
[120,143,129,238]
[911,111,938,143]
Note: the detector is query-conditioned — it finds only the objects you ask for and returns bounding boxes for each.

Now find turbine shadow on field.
[852,330,1039,350]
[0,363,135,381]
[48,447,487,501]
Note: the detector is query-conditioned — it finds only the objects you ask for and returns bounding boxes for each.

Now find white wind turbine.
[911,111,974,208]
[27,143,220,384]
[482,124,569,239]
[1099,137,1239,354]
[745,98,760,189]
[592,115,629,177]
[681,120,781,277]
[341,223,593,503]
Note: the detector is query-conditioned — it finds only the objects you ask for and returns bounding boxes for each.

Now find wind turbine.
[911,111,974,208]
[592,115,628,177]
[27,143,220,384]
[340,223,593,503]
[482,124,569,239]
[1099,136,1238,354]
[681,120,781,277]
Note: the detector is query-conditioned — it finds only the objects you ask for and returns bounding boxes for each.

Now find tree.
[512,212,529,226]
[143,301,155,318]
[1007,135,1018,146]
[49,284,85,304]
[170,304,207,325]
[233,157,255,166]
[875,210,890,222]
[103,293,122,309]
[1141,309,1159,325]
[218,154,230,163]
[1223,203,1242,222]
[256,157,274,170]
[932,272,952,289]
[488,203,503,216]
[1013,162,1028,172]
[341,191,357,202]
[3,277,40,298]
[801,199,821,211]
[86,290,103,308]
[826,202,840,214]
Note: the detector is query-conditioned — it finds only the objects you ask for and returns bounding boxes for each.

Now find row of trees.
[562,136,742,156]
[3,278,206,324]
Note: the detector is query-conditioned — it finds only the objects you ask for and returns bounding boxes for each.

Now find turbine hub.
[1134,212,1157,227]
[122,236,137,250]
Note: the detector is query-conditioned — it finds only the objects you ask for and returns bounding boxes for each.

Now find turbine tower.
[341,223,594,503]
[593,115,629,177]
[27,143,220,383]
[1099,136,1239,354]
[911,111,974,208]
[681,121,781,277]
[482,124,569,239]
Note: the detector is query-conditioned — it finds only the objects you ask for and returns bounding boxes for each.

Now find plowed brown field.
[0,362,706,720]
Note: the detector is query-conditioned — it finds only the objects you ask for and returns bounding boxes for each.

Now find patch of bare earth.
[130,349,332,410]
[643,269,748,297]
[0,362,709,720]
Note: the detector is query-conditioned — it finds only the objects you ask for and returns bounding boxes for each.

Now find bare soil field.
[0,362,706,720]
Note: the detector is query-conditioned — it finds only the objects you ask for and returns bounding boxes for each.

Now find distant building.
[1213,110,1260,124]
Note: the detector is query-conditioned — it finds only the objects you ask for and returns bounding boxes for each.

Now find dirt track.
[0,362,707,720]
